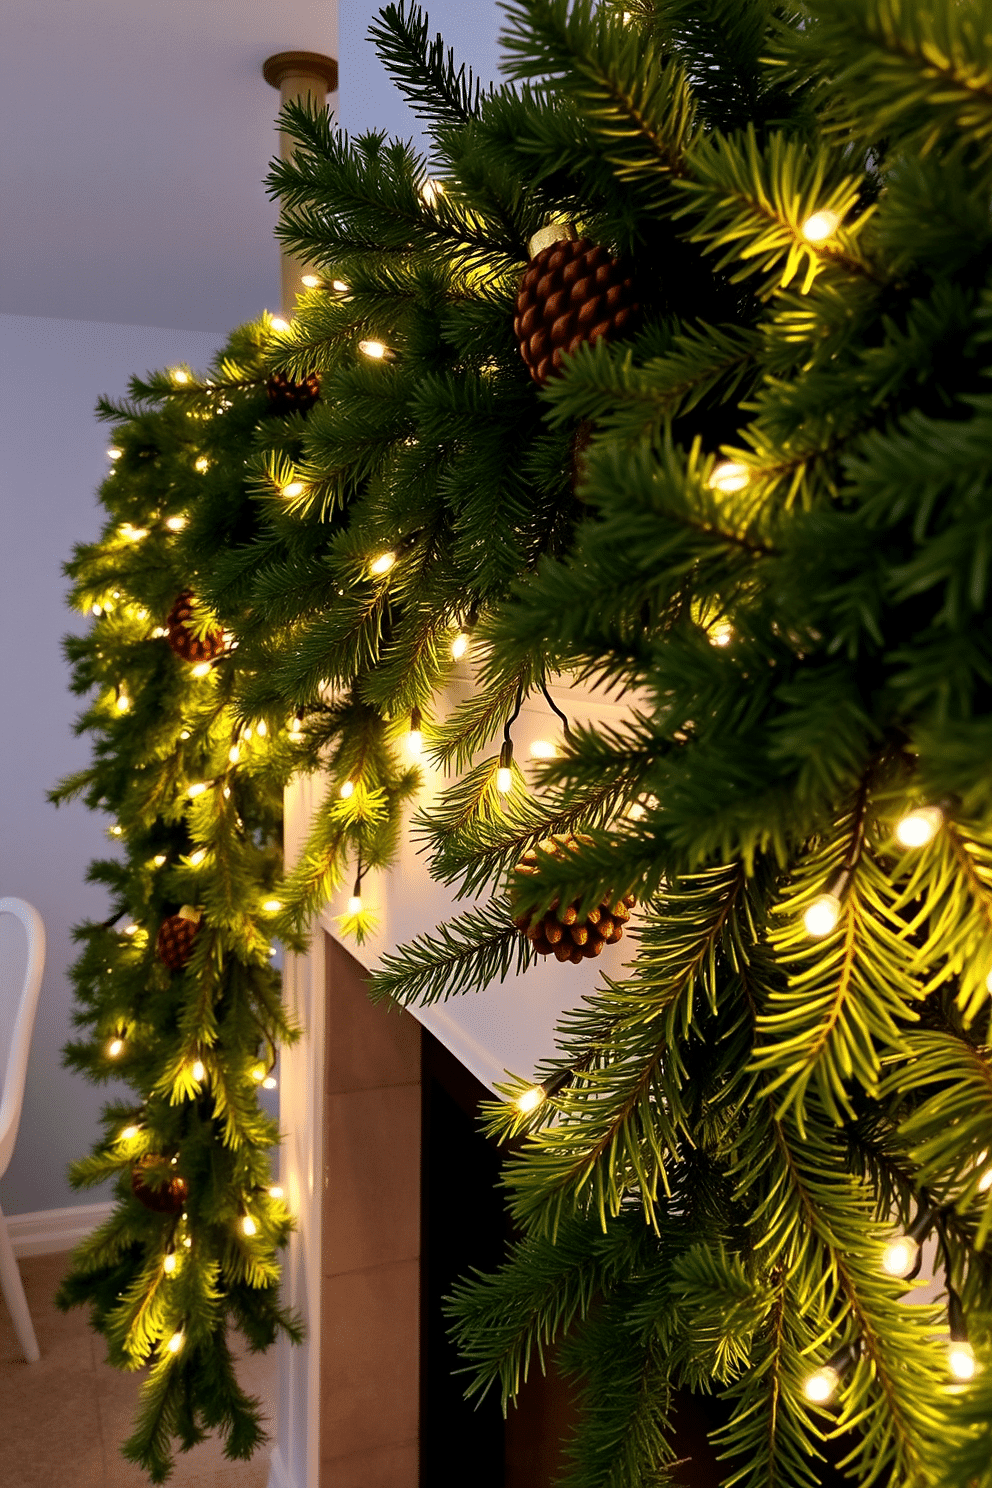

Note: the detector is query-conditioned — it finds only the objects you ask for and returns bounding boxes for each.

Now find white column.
[263,51,339,315]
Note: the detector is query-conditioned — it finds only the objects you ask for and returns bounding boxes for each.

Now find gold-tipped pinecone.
[511,835,635,965]
[514,233,639,385]
[264,370,320,417]
[165,590,225,664]
[131,1155,189,1214]
[156,907,201,971]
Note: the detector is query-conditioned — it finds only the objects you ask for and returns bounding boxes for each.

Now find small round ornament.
[511,835,635,964]
[264,370,320,418]
[156,906,202,971]
[131,1155,188,1214]
[514,225,639,385]
[165,590,225,665]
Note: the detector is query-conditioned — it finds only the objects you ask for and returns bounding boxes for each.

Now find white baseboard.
[4,1201,115,1258]
[267,1445,292,1488]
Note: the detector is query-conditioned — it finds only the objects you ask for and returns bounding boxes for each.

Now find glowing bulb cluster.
[804,893,842,938]
[709,461,749,493]
[881,1234,920,1278]
[803,1366,840,1404]
[802,210,840,243]
[948,1341,977,1381]
[895,806,944,848]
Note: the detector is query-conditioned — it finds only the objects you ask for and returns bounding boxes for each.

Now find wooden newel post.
[263,50,339,314]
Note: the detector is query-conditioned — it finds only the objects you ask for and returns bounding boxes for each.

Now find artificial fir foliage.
[54,0,992,1482]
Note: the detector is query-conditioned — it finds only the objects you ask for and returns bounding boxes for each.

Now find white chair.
[0,897,45,1363]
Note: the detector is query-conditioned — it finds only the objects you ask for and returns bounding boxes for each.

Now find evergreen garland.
[53,0,992,1481]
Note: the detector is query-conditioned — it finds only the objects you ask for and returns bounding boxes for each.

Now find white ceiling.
[2,0,501,333]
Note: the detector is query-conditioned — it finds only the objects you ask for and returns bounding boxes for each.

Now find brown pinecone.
[165,590,225,664]
[511,835,635,965]
[156,907,201,971]
[264,370,320,417]
[514,232,639,385]
[131,1155,188,1214]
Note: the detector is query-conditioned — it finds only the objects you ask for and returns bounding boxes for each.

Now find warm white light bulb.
[191,661,212,678]
[262,898,282,913]
[980,1168,992,1194]
[120,1125,140,1142]
[167,1330,184,1353]
[120,523,148,542]
[228,744,240,764]
[262,1076,277,1090]
[187,782,208,798]
[301,274,321,288]
[282,481,304,499]
[709,621,734,647]
[251,1062,266,1083]
[881,1235,919,1278]
[803,1366,840,1404]
[172,369,190,385]
[192,1060,205,1082]
[166,515,187,532]
[347,894,363,915]
[895,806,944,848]
[107,447,123,461]
[269,1185,284,1200]
[516,1085,545,1114]
[802,210,840,243]
[110,824,123,837]
[370,551,396,575]
[359,340,387,359]
[496,766,513,793]
[256,721,267,738]
[270,316,290,332]
[709,461,750,493]
[163,1252,177,1276]
[340,780,355,799]
[529,739,557,759]
[188,850,206,866]
[241,1214,257,1237]
[804,893,842,938]
[116,693,130,712]
[92,603,103,616]
[107,1038,124,1058]
[451,631,469,660]
[194,456,210,473]
[332,279,349,293]
[948,1341,977,1381]
[421,178,445,205]
[407,728,423,756]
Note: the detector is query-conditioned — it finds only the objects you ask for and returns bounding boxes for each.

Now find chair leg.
[0,1204,40,1363]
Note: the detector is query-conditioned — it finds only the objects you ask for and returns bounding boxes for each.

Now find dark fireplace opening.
[420,1031,507,1486]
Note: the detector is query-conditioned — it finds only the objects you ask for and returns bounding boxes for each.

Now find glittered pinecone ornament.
[511,836,635,964]
[264,370,320,417]
[165,590,225,664]
[156,906,201,971]
[514,225,639,385]
[131,1155,188,1214]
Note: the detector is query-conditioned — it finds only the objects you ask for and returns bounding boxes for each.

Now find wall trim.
[267,1445,292,1488]
[5,1201,115,1258]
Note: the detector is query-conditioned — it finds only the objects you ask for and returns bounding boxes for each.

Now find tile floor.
[0,1251,278,1488]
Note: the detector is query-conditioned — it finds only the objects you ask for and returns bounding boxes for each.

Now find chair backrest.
[0,898,46,1181]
